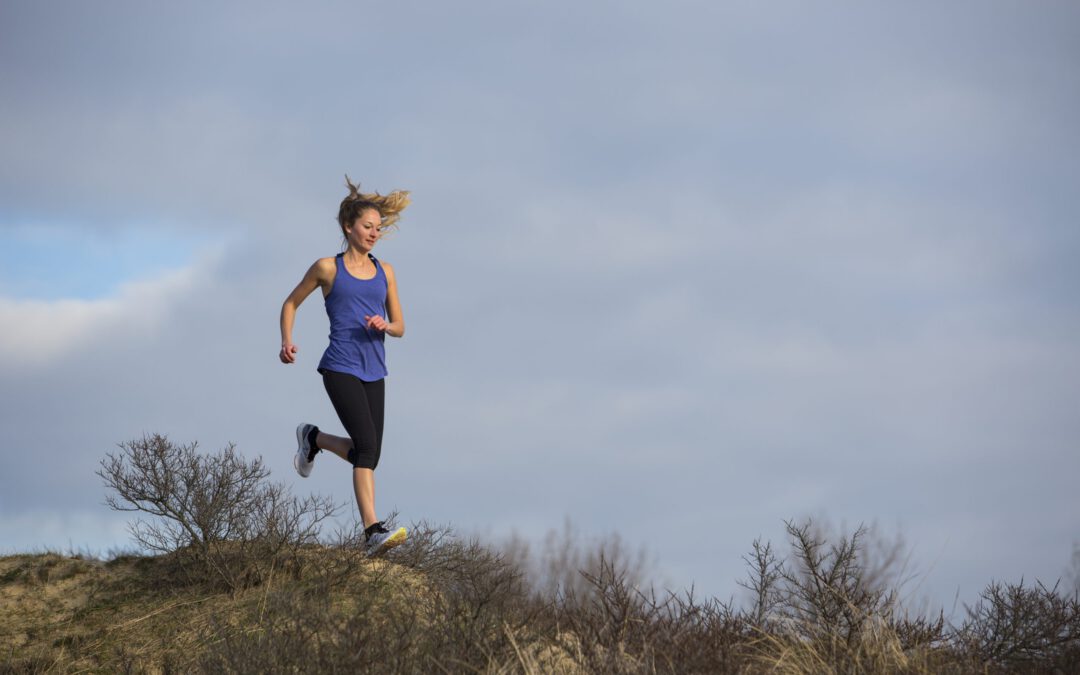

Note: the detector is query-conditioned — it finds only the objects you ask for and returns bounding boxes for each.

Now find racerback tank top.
[317,253,388,381]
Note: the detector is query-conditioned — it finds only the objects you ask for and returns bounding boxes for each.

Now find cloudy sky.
[2,1,1078,612]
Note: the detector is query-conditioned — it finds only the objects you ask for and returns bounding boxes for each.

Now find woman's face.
[347,208,382,252]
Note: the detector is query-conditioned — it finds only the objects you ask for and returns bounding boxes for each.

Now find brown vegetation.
[1,434,1077,673]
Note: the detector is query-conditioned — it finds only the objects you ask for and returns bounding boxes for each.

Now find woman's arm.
[279,259,333,363]
[366,261,405,338]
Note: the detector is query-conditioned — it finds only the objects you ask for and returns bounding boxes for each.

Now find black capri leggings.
[321,370,385,470]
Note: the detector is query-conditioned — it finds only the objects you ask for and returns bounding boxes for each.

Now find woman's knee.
[348,445,379,470]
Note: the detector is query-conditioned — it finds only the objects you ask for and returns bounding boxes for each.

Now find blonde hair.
[337,174,411,237]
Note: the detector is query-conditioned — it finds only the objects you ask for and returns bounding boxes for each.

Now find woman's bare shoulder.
[313,256,337,273]
[299,256,336,286]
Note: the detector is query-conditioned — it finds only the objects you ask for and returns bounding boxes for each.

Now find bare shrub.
[740,537,783,629]
[776,519,896,645]
[550,554,749,674]
[738,518,957,673]
[551,553,657,672]
[97,433,337,592]
[496,523,755,673]
[394,520,542,668]
[958,578,1080,672]
[502,519,656,604]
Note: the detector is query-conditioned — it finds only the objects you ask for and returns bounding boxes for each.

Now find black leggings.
[321,370,385,470]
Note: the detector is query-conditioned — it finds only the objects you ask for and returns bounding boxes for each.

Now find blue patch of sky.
[0,222,211,301]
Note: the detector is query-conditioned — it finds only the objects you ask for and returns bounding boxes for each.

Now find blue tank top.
[317,253,388,381]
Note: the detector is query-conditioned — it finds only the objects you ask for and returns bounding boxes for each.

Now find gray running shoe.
[365,522,407,557]
[294,423,317,478]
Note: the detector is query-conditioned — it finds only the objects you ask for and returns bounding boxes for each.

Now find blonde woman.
[279,176,410,555]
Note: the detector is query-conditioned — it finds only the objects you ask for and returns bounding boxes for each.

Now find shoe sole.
[368,527,408,557]
[294,424,312,478]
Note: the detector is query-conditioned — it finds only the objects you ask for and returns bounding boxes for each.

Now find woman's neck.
[344,245,371,260]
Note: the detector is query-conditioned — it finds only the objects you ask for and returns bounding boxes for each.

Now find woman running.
[278,176,410,556]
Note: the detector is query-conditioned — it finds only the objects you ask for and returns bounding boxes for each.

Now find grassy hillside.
[2,551,275,671]
[3,527,1078,674]
[6,434,1074,673]
[0,533,584,674]
[2,540,515,673]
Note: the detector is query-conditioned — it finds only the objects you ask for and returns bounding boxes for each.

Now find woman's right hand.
[280,342,299,364]
[279,258,334,365]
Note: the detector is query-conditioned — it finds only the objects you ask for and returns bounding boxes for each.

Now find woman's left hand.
[364,314,389,332]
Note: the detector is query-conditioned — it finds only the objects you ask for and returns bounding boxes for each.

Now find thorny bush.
[98,433,337,592]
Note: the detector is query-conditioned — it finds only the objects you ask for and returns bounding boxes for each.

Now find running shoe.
[293,423,318,478]
[365,522,408,556]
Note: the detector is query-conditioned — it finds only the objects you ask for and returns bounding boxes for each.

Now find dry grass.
[9,434,1076,672]
[3,523,1080,674]
[0,546,417,673]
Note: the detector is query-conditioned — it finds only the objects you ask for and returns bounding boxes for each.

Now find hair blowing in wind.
[338,175,411,236]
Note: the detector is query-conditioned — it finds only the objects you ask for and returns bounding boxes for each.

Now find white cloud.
[0,253,213,368]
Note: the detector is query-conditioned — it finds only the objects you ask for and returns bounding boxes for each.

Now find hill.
[6,433,1074,672]
[1,532,594,674]
[4,529,1079,674]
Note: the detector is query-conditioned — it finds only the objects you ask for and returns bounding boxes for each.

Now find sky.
[1,0,1078,613]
